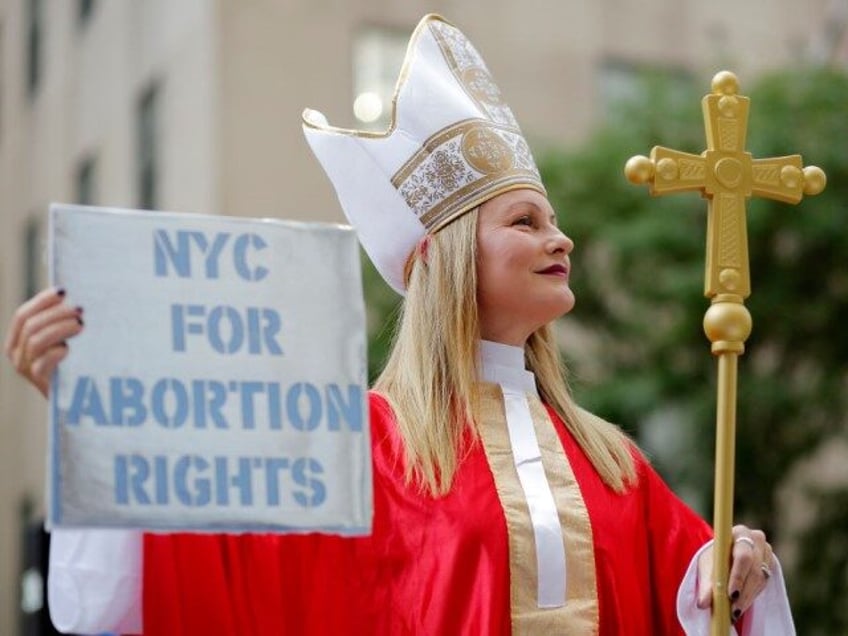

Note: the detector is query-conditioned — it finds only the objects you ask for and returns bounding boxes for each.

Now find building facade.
[0,0,844,632]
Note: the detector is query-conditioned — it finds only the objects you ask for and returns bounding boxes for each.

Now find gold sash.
[477,383,599,634]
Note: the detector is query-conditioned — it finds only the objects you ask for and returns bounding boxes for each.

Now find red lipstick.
[538,264,568,277]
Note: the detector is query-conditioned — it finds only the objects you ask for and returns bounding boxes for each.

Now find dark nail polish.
[75,305,84,314]
[60,341,68,348]
[730,590,740,601]
[57,288,66,297]
[77,317,84,326]
[733,608,742,619]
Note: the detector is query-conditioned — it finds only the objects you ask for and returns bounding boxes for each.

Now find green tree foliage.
[538,68,848,633]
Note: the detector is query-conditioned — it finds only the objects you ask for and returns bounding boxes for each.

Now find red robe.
[142,391,711,635]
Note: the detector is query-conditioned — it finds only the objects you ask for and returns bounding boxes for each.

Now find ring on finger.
[760,562,772,579]
[734,536,756,550]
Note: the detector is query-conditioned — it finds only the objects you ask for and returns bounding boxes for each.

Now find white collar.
[479,340,538,395]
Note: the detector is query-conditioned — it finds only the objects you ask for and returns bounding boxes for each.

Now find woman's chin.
[550,290,576,318]
[529,295,577,329]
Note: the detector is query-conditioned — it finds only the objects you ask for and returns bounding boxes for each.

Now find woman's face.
[476,188,574,346]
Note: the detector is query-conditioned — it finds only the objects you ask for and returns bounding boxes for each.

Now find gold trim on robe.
[477,383,599,635]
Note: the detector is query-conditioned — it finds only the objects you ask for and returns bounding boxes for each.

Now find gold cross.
[624,71,825,636]
[626,71,826,302]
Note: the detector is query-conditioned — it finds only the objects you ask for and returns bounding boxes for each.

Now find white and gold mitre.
[302,14,546,294]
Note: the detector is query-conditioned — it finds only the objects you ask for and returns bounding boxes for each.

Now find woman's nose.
[547,228,574,255]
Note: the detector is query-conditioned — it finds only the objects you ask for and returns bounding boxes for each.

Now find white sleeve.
[47,528,143,635]
[676,540,796,636]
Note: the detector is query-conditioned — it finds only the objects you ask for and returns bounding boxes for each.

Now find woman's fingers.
[696,546,715,609]
[699,526,774,622]
[22,307,83,363]
[4,287,66,358]
[729,525,770,622]
[29,343,70,395]
[728,526,756,599]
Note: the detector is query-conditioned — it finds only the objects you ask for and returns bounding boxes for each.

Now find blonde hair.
[375,208,637,496]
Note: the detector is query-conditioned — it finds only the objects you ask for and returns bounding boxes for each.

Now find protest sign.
[47,204,371,534]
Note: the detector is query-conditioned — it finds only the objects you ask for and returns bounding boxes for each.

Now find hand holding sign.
[4,288,83,398]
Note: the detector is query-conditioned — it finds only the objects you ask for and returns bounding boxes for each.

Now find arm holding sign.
[5,287,143,634]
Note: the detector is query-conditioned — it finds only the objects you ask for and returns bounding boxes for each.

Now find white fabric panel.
[502,387,567,608]
[48,528,142,634]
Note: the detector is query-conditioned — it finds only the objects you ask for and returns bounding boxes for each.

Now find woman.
[6,14,790,635]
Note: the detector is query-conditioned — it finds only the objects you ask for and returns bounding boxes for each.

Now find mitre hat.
[302,13,546,294]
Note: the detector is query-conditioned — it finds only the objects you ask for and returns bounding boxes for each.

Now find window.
[352,26,408,131]
[75,154,96,205]
[136,83,159,210]
[26,0,42,97]
[78,0,95,26]
[23,216,42,301]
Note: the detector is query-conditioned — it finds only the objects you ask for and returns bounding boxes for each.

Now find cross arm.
[751,156,827,204]
[624,147,707,196]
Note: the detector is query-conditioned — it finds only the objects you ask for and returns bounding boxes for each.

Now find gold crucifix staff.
[624,70,825,635]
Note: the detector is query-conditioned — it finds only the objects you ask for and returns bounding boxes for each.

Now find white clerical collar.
[479,340,538,396]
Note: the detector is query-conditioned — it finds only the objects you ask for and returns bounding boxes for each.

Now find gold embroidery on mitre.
[390,119,545,232]
[461,67,506,107]
[380,18,546,231]
[461,127,515,174]
[476,385,599,635]
[428,20,518,127]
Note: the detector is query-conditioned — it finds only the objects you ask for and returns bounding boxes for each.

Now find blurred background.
[0,0,846,634]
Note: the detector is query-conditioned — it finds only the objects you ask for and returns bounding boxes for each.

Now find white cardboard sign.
[47,204,372,534]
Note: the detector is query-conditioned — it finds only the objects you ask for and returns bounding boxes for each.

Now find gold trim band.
[391,118,545,231]
[477,385,599,634]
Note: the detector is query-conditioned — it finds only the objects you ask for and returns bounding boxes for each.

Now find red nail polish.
[57,288,66,297]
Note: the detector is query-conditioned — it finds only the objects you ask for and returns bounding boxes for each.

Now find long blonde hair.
[375,208,637,496]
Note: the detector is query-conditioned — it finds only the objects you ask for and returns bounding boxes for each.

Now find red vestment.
[143,391,711,635]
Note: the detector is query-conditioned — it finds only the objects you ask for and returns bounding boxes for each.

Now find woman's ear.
[418,235,431,264]
[403,235,431,286]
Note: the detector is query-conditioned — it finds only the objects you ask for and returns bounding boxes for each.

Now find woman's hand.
[4,287,84,398]
[696,524,774,624]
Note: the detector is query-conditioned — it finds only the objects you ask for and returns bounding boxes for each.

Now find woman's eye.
[513,215,533,226]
